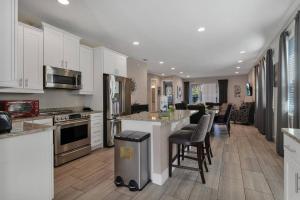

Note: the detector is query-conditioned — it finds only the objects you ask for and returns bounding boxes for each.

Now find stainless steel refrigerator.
[103,74,131,147]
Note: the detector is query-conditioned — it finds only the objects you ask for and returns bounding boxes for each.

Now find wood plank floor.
[54,124,284,200]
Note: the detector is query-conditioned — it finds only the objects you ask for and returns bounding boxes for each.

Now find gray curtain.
[184,82,190,104]
[218,79,228,104]
[255,59,266,134]
[294,12,300,128]
[265,49,274,141]
[276,31,289,156]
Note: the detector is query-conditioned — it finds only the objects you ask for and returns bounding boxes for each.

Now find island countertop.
[0,122,54,140]
[119,110,197,123]
[282,128,300,143]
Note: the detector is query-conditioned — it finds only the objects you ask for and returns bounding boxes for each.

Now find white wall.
[127,58,148,105]
[0,90,85,109]
[188,75,248,107]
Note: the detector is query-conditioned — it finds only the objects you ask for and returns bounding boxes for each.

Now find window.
[287,23,296,127]
[190,83,218,104]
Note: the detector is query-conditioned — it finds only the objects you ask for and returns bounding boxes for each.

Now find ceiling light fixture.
[240,50,246,54]
[238,60,243,63]
[159,61,164,64]
[57,0,70,5]
[235,71,239,74]
[197,27,206,32]
[236,66,241,69]
[186,75,190,78]
[179,72,183,74]
[132,41,140,46]
[171,67,175,70]
[161,73,165,76]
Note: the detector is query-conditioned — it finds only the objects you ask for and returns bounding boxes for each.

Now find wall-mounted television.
[246,83,252,96]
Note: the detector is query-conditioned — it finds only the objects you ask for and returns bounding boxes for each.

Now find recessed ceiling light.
[197,27,206,32]
[159,61,164,64]
[236,66,241,69]
[240,50,246,54]
[186,75,190,78]
[235,71,239,74]
[179,72,183,74]
[171,67,175,70]
[57,0,70,5]
[132,41,140,46]
[238,60,243,63]
[161,73,165,76]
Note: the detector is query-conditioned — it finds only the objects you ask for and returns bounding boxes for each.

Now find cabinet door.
[103,48,127,77]
[16,24,24,89]
[80,45,94,93]
[0,0,17,87]
[23,26,43,90]
[285,152,300,200]
[63,33,80,71]
[116,54,127,77]
[44,26,64,68]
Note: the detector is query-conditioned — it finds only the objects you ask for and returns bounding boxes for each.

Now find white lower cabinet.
[90,113,103,150]
[284,134,300,200]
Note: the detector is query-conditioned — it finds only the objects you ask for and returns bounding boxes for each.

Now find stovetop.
[39,110,74,116]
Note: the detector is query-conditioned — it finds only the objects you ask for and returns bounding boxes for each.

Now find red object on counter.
[0,100,39,118]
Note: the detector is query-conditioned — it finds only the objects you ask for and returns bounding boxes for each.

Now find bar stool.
[181,110,216,164]
[168,115,210,184]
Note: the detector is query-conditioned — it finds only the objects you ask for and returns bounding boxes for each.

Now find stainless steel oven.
[53,113,91,166]
[44,65,82,90]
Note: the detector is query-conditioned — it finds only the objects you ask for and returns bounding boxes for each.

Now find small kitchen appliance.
[0,100,39,118]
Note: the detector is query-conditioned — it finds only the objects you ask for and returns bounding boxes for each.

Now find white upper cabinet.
[78,45,94,94]
[103,48,127,77]
[43,22,80,70]
[0,23,43,93]
[43,24,64,68]
[63,34,80,71]
[0,0,17,87]
[23,24,43,90]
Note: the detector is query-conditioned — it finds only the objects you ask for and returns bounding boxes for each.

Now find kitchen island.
[119,110,196,185]
[0,121,54,200]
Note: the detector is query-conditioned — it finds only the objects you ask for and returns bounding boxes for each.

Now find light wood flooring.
[54,124,284,200]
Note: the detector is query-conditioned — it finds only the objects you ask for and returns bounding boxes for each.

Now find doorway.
[151,79,158,112]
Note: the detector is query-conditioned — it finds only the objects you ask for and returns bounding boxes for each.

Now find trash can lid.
[115,130,150,142]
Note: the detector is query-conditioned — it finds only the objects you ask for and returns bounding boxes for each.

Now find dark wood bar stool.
[181,111,216,164]
[168,115,210,184]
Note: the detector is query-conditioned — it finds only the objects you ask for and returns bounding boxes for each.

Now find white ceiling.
[19,0,297,78]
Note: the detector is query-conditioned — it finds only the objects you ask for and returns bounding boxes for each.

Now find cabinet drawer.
[91,120,102,127]
[90,113,102,118]
[284,135,300,164]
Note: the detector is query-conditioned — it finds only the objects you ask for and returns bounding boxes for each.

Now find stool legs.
[177,144,181,166]
[169,142,173,177]
[197,144,206,184]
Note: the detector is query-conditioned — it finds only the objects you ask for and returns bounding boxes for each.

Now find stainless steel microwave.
[43,65,82,90]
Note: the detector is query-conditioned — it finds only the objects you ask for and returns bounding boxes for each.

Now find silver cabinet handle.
[296,173,300,193]
[284,145,296,153]
[19,78,23,87]
[25,79,28,87]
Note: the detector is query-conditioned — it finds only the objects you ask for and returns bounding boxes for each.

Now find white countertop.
[282,128,300,143]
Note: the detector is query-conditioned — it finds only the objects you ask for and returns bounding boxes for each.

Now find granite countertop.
[119,110,197,123]
[282,128,300,143]
[0,122,54,140]
[12,115,53,122]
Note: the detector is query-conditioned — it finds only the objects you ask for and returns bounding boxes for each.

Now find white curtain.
[201,83,218,103]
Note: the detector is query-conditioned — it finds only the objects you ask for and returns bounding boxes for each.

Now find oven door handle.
[55,119,90,128]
